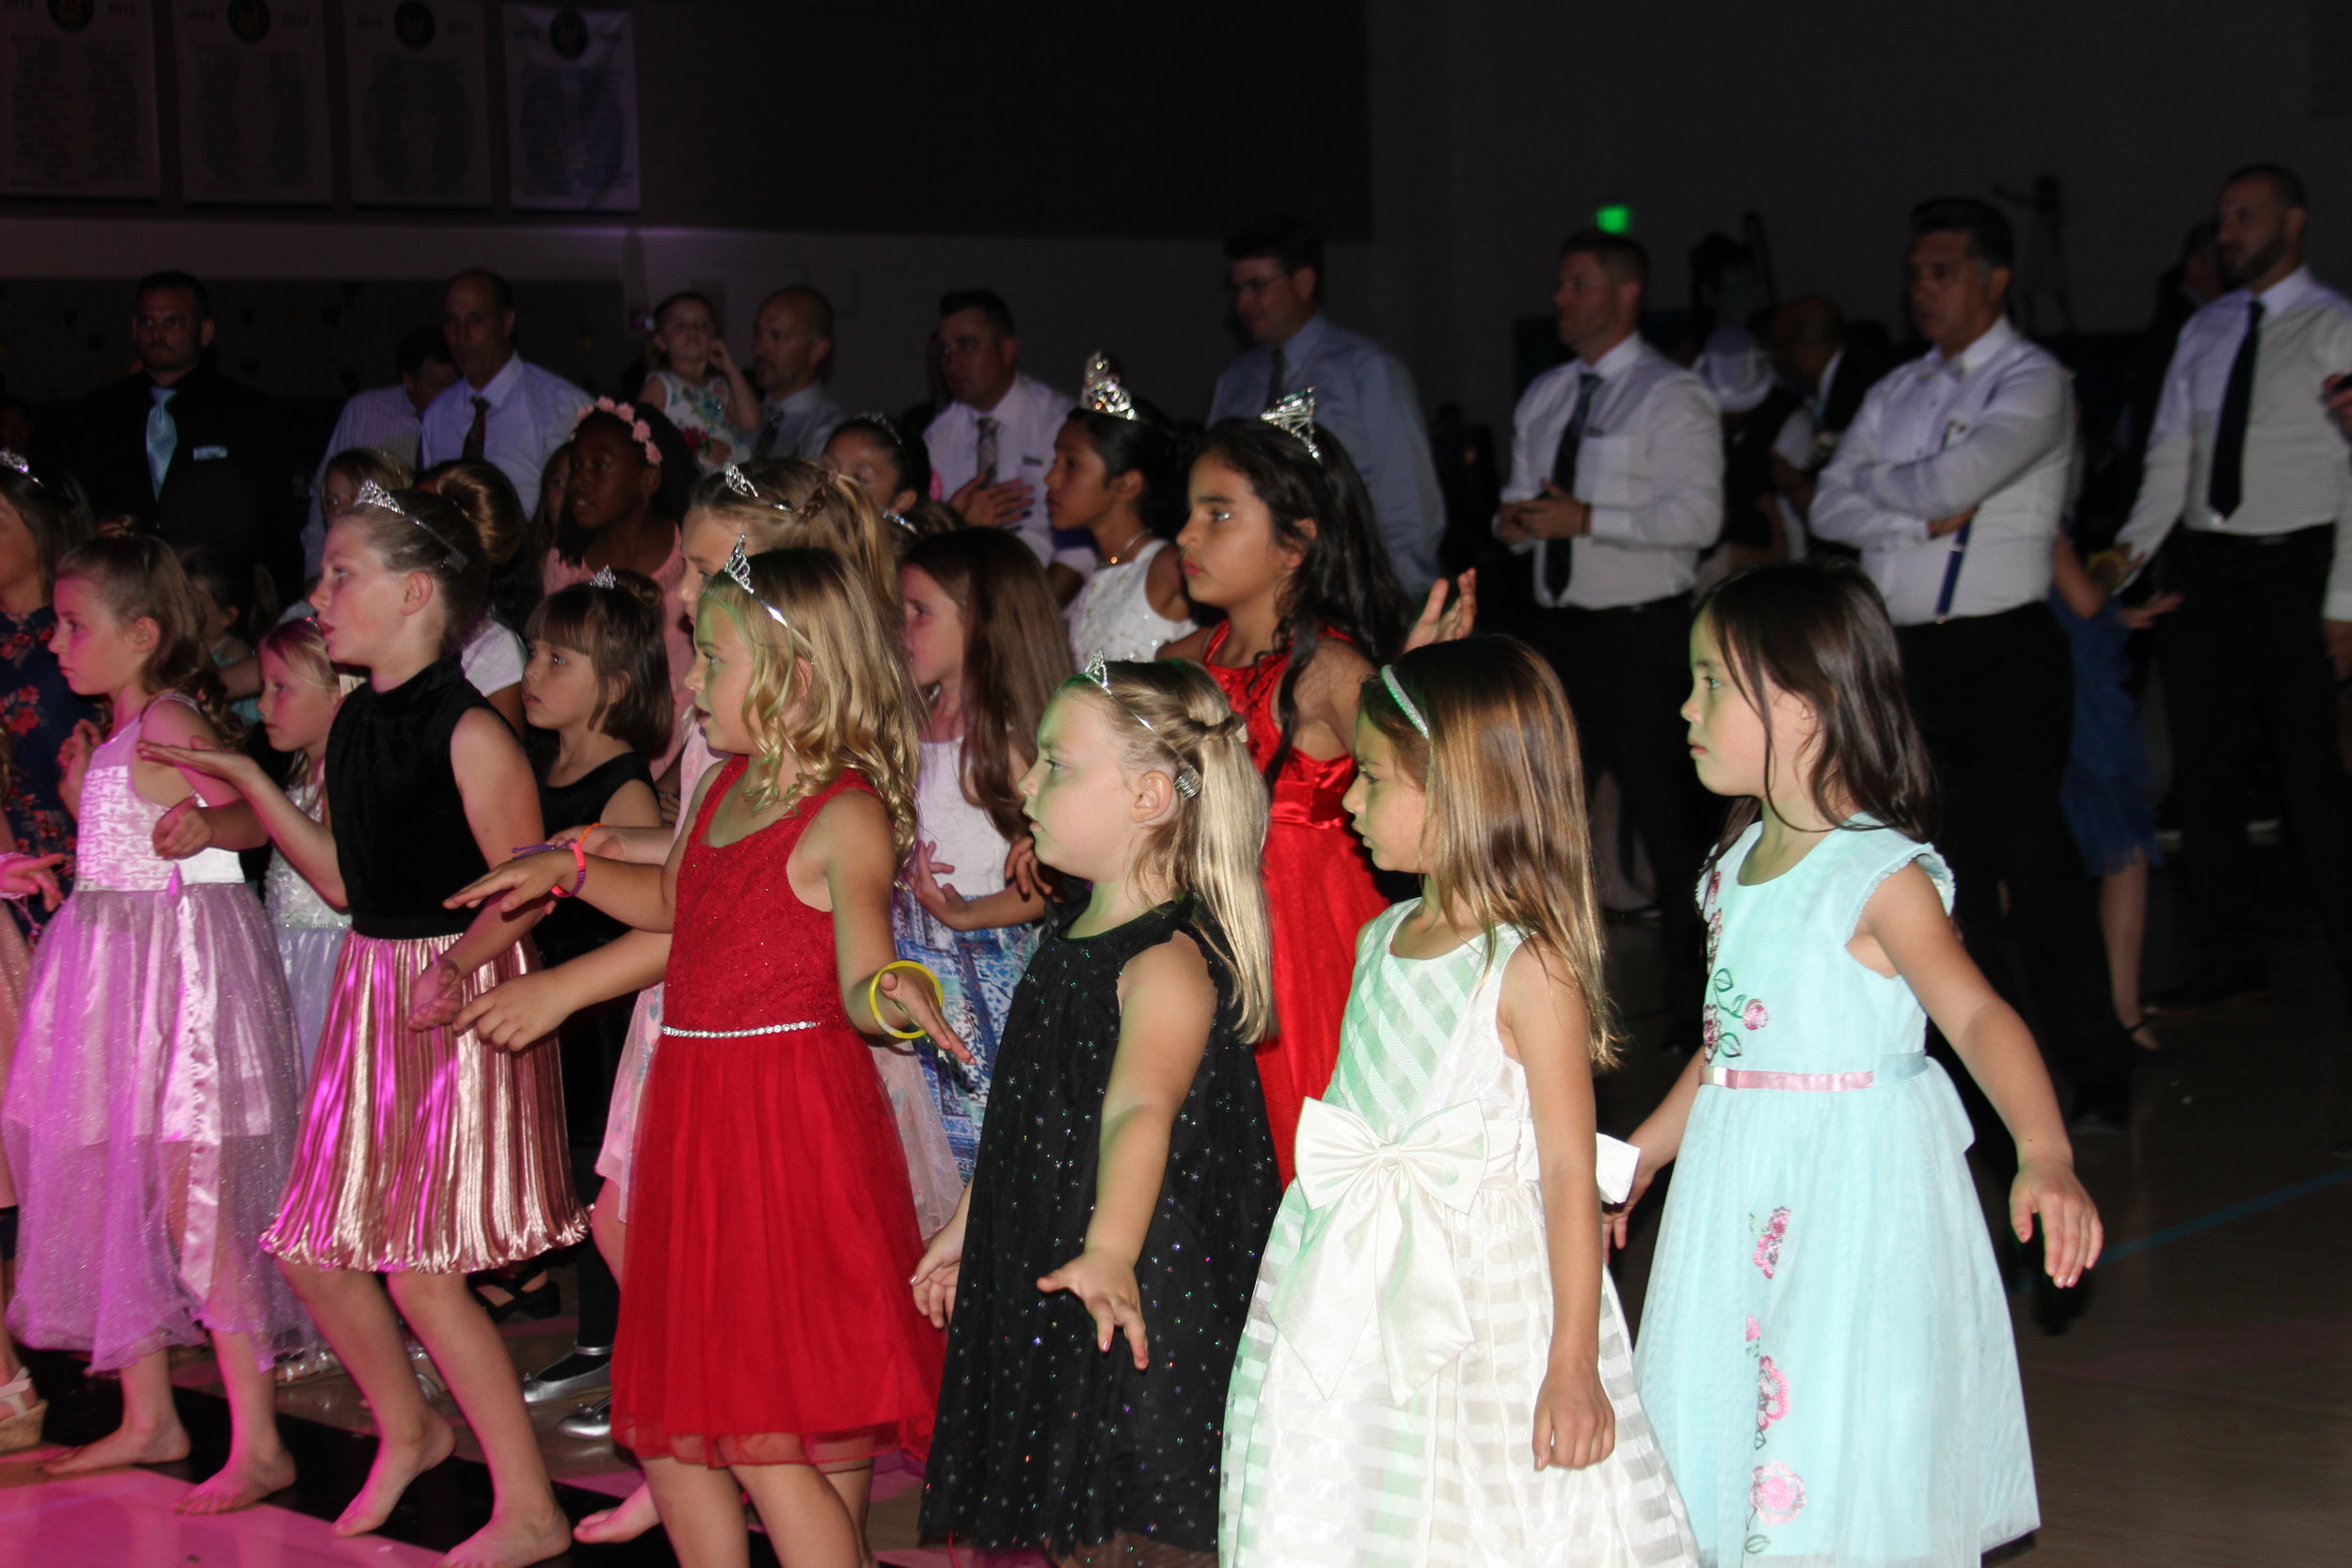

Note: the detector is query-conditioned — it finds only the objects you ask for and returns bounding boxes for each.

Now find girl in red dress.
[453,542,961,1568]
[1161,408,1413,1184]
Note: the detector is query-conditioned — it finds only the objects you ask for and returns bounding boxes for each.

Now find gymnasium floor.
[0,854,2344,1566]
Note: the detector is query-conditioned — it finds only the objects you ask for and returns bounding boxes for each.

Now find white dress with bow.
[1220,906,1699,1566]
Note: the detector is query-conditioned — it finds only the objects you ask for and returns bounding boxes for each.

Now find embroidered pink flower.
[1742,998,1771,1030]
[1744,1315,1760,1343]
[1756,1356,1789,1429]
[1752,1207,1790,1278]
[1751,1462,1806,1526]
[1701,1008,1722,1056]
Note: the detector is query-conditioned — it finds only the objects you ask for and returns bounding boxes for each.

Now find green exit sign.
[1596,204,1632,234]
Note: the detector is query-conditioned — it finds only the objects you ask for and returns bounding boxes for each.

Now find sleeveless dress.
[1203,624,1391,1186]
[1221,904,1699,1566]
[610,761,942,1467]
[922,895,1279,1564]
[1635,823,2037,1566]
[4,698,311,1370]
[263,658,585,1275]
[265,774,349,1087]
[1067,539,1195,663]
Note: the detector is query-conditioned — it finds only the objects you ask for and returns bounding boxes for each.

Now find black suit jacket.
[74,363,298,594]
[1815,341,1895,451]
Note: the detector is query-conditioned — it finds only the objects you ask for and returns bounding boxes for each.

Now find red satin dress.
[611,763,942,1467]
[1202,625,1391,1186]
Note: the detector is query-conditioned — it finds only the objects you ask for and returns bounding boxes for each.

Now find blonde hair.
[699,546,921,854]
[1069,660,1274,1042]
[257,617,362,779]
[685,457,900,614]
[1361,638,1619,1066]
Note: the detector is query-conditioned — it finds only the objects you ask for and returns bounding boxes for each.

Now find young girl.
[182,548,271,725]
[424,457,533,731]
[645,291,760,473]
[1219,639,1700,1565]
[148,486,582,1565]
[823,412,930,523]
[252,618,360,1084]
[1163,408,1409,1183]
[0,451,100,934]
[1619,563,2103,1566]
[1056,355,1195,662]
[895,528,1068,1228]
[451,544,953,1568]
[4,534,309,1513]
[0,830,46,1455]
[916,657,1277,1567]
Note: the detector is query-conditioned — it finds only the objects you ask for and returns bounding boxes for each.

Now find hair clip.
[354,479,470,567]
[1259,388,1320,460]
[848,410,903,445]
[577,396,661,466]
[721,463,799,515]
[1379,665,1429,738]
[587,565,618,590]
[0,450,35,486]
[1080,353,1139,422]
[884,510,917,533]
[713,534,790,628]
[1082,653,1200,799]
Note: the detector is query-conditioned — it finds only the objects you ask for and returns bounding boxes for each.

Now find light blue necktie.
[146,386,178,497]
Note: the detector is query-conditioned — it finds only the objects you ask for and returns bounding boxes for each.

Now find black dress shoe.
[2145,967,2266,1014]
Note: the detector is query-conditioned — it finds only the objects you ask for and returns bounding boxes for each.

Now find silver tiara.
[848,410,903,444]
[722,463,798,515]
[1083,653,1200,799]
[1260,388,1320,459]
[1080,353,1139,422]
[0,450,33,484]
[714,534,789,627]
[1379,665,1429,738]
[587,565,618,590]
[354,479,469,566]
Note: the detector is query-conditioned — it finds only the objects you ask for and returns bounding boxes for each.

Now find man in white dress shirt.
[1815,198,2133,1130]
[300,325,458,578]
[924,290,1087,600]
[1208,215,1445,596]
[747,287,845,460]
[1496,230,1724,1051]
[418,268,590,517]
[2112,164,2352,1016]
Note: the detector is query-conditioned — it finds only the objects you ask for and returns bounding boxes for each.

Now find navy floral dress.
[0,606,101,936]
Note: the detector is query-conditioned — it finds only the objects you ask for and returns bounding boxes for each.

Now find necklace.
[1099,527,1152,566]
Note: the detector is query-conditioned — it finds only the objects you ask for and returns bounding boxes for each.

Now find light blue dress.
[1634,822,2037,1566]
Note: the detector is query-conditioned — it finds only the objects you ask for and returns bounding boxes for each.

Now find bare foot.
[334,1409,456,1537]
[572,1481,660,1544]
[40,1418,191,1476]
[439,1506,572,1567]
[176,1445,296,1514]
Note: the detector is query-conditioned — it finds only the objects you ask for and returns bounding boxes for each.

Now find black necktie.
[462,396,490,462]
[1542,372,1601,597]
[1263,345,1288,412]
[2207,297,2265,520]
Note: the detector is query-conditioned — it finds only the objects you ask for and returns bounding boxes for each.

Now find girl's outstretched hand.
[1038,1246,1150,1370]
[911,1208,968,1329]
[2012,1157,2103,1288]
[454,970,569,1051]
[136,736,259,785]
[875,966,974,1064]
[443,848,571,914]
[0,852,64,910]
[1531,1358,1615,1471]
[1002,835,1044,901]
[406,957,464,1032]
[1402,569,1478,652]
[907,841,969,924]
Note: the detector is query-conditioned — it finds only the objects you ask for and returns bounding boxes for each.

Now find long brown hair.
[1696,562,1935,866]
[56,533,243,740]
[902,529,1073,843]
[1362,638,1618,1065]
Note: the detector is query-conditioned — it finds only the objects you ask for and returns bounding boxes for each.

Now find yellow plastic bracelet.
[867,959,943,1040]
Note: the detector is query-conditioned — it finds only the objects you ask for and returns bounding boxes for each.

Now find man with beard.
[2111,164,2352,1018]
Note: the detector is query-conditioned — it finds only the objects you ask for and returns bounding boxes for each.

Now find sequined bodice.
[265,777,348,930]
[74,699,246,893]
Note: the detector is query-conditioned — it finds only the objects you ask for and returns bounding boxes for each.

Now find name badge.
[191,445,230,461]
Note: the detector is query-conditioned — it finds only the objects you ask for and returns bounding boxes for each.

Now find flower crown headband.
[1082,653,1200,799]
[1260,388,1320,460]
[576,396,661,466]
[354,480,469,567]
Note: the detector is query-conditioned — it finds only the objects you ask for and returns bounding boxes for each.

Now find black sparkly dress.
[921,895,1279,1564]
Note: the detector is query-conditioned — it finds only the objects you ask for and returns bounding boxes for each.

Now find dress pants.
[2158,525,2352,983]
[1522,593,1714,1038]
[1899,602,2133,1109]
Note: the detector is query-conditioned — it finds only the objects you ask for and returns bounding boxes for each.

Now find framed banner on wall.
[344,0,491,206]
[175,0,332,203]
[504,4,638,212]
[0,0,160,198]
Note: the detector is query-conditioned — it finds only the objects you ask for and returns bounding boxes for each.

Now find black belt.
[2182,523,2333,549]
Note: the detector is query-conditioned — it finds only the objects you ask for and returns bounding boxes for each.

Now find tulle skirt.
[0,912,31,1210]
[274,925,347,1089]
[611,1019,943,1468]
[3,886,311,1370]
[262,931,585,1275]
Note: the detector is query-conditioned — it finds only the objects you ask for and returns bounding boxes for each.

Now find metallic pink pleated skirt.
[262,931,586,1275]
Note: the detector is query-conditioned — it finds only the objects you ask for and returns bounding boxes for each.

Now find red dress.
[1202,625,1391,1186]
[611,763,942,1466]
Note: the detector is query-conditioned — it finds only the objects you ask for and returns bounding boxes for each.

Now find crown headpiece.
[1080,353,1139,423]
[1259,388,1320,460]
[1082,653,1200,799]
[586,565,618,590]
[354,480,469,566]
[713,534,789,628]
[722,463,798,515]
[0,450,34,486]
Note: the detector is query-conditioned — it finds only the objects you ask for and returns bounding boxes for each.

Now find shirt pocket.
[1576,432,1651,509]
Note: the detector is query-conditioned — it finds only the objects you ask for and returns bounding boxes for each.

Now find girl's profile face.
[257,645,338,757]
[898,564,964,690]
[309,517,415,668]
[1018,689,1136,885]
[1176,455,1304,613]
[320,469,360,524]
[48,577,149,699]
[540,448,573,522]
[686,599,758,757]
[522,636,604,733]
[1043,422,1112,532]
[190,578,234,645]
[822,429,917,518]
[1681,612,1772,800]
[1341,713,1432,874]
[566,420,658,535]
[677,510,737,607]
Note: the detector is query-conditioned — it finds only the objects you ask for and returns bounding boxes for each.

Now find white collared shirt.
[2115,265,2352,617]
[418,353,591,516]
[1495,333,1724,610]
[304,384,424,577]
[1812,317,2074,626]
[925,373,1085,575]
[755,382,846,461]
